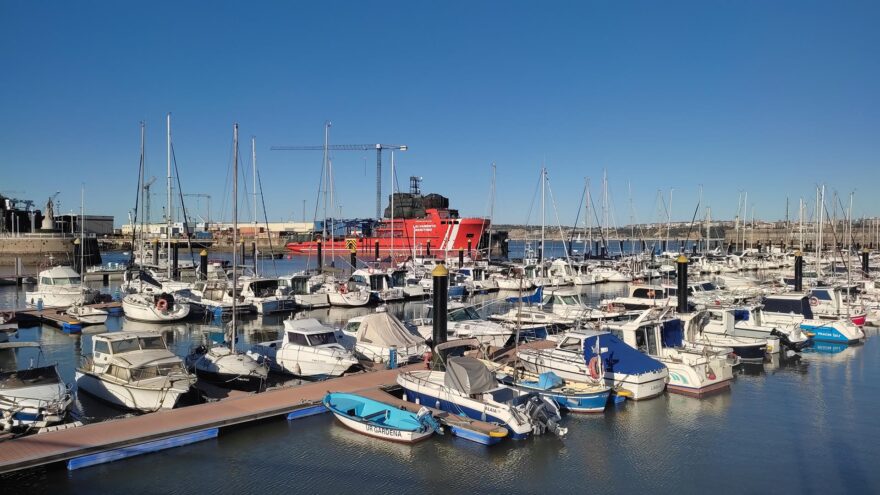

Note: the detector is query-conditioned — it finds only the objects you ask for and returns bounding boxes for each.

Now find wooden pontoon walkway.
[0,365,419,474]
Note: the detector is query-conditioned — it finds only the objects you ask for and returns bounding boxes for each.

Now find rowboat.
[322,392,441,443]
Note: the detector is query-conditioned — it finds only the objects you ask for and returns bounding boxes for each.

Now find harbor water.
[2,246,879,493]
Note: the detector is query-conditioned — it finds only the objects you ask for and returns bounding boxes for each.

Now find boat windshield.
[560,295,580,305]
[449,307,481,322]
[250,279,279,297]
[111,338,141,354]
[700,282,718,291]
[139,336,166,350]
[307,332,338,346]
[130,362,185,381]
[47,277,81,285]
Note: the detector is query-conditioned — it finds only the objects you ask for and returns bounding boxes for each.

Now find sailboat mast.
[586,178,592,255]
[252,136,258,276]
[139,122,146,293]
[80,184,84,276]
[232,123,239,354]
[488,162,496,262]
[540,166,545,266]
[390,150,395,261]
[322,121,330,240]
[166,113,172,279]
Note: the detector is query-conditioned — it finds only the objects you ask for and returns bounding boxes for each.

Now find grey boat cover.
[444,357,496,395]
[356,312,425,348]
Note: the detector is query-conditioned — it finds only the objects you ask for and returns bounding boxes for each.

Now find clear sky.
[1,1,878,228]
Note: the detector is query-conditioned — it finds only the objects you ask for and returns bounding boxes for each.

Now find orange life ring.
[809,296,819,307]
[156,299,168,311]
[588,356,601,380]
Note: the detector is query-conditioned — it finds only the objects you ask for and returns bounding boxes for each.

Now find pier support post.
[459,249,464,267]
[676,254,689,314]
[862,248,870,277]
[467,239,472,258]
[199,249,208,280]
[594,241,600,258]
[661,240,667,253]
[618,240,624,255]
[794,251,803,292]
[171,242,179,280]
[432,262,449,369]
[374,240,380,261]
[152,239,159,265]
[317,239,323,273]
[426,240,431,257]
[350,250,357,275]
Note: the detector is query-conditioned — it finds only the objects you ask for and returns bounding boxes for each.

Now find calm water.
[2,250,879,493]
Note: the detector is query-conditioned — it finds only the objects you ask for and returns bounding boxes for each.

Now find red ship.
[285,190,489,258]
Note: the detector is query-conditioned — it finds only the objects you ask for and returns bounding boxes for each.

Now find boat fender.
[706,367,716,380]
[809,296,819,307]
[339,284,348,294]
[422,350,432,369]
[588,356,601,380]
[156,298,168,311]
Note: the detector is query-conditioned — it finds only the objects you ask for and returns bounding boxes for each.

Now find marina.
[3,1,880,492]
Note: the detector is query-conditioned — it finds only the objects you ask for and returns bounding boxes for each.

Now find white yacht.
[1,358,73,433]
[65,302,108,325]
[75,331,195,412]
[252,317,359,378]
[411,303,515,348]
[239,278,296,314]
[25,266,99,307]
[278,274,330,308]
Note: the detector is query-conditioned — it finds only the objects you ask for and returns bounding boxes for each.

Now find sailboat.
[122,120,190,323]
[66,185,108,325]
[186,123,268,392]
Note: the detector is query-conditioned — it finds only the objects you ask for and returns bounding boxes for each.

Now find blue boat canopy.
[505,286,543,304]
[583,333,665,375]
[660,320,684,348]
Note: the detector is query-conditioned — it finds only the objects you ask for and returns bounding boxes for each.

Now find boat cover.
[444,357,496,394]
[521,371,564,390]
[660,319,684,348]
[583,333,665,375]
[505,286,543,304]
[356,312,425,348]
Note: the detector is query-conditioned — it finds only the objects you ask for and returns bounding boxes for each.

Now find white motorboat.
[239,277,296,314]
[761,294,864,344]
[397,351,566,440]
[340,310,428,365]
[122,292,190,322]
[75,331,195,412]
[278,274,330,308]
[350,269,406,303]
[321,281,372,307]
[411,304,514,348]
[603,308,735,398]
[252,317,359,378]
[1,360,73,433]
[517,328,668,400]
[25,266,99,308]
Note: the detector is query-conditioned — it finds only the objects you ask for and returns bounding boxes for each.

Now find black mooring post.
[467,239,472,258]
[794,251,803,292]
[317,239,323,273]
[432,262,449,369]
[426,240,431,257]
[199,249,208,280]
[458,249,464,267]
[240,241,246,268]
[171,241,179,280]
[251,242,257,274]
[662,240,667,252]
[863,248,870,277]
[350,250,357,275]
[152,239,159,265]
[374,240,380,261]
[73,238,81,275]
[677,255,689,314]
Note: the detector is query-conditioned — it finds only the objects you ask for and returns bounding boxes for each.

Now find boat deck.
[0,365,419,474]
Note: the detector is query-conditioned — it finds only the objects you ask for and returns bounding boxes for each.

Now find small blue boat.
[322,393,442,443]
[496,369,611,413]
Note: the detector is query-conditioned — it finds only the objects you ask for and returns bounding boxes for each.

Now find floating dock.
[12,302,122,333]
[0,365,419,474]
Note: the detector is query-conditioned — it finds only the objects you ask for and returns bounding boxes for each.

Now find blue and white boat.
[491,367,611,413]
[760,295,864,344]
[397,341,567,441]
[323,392,441,443]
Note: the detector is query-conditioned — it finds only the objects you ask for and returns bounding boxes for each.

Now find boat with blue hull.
[760,295,864,345]
[322,392,441,444]
[397,343,567,441]
[494,368,611,413]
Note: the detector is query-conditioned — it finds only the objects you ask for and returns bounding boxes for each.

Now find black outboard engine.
[524,396,567,437]
[770,328,812,352]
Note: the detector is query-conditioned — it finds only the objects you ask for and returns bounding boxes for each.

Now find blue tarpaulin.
[660,319,684,348]
[733,309,750,321]
[583,333,665,375]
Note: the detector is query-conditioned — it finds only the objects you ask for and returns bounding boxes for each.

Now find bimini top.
[582,332,665,376]
[444,356,496,395]
[356,312,425,348]
[286,317,335,335]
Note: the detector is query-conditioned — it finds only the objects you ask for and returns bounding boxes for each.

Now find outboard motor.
[524,396,567,437]
[770,328,812,352]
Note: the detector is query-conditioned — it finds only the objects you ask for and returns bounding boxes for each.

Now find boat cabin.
[38,266,82,287]
[89,331,185,379]
[761,295,814,318]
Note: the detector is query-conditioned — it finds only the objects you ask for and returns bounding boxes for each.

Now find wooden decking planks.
[0,364,419,474]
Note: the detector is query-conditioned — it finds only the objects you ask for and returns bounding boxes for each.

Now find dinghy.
[323,392,441,443]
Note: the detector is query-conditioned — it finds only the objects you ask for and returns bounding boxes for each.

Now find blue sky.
[1,1,878,227]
